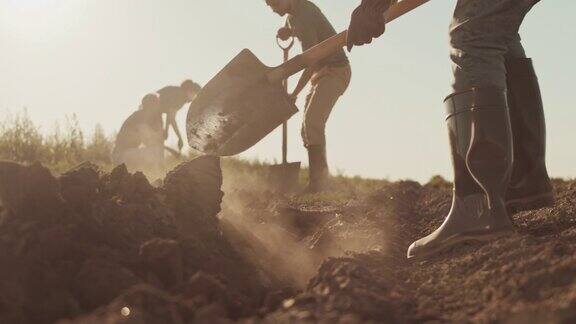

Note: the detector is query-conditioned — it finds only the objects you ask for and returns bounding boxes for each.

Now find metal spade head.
[186,49,298,156]
[268,161,301,193]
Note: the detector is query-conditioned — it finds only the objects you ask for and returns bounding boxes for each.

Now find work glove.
[346,0,393,52]
[277,26,293,41]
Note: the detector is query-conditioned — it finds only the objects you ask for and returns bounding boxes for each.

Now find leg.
[407,88,515,259]
[301,66,351,147]
[301,65,351,193]
[408,0,539,259]
[450,0,538,92]
[505,37,554,212]
[504,34,527,60]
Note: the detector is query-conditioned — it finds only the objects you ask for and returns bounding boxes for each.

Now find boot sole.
[506,193,555,214]
[407,228,513,260]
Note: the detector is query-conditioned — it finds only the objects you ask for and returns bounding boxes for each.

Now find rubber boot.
[304,145,329,193]
[407,88,515,259]
[505,58,555,213]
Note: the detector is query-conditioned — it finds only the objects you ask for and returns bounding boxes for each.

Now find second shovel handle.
[277,35,295,51]
[267,0,431,83]
[282,47,290,164]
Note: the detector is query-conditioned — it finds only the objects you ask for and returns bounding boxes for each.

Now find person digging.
[265,0,352,193]
[157,80,202,151]
[112,93,165,178]
[346,0,554,258]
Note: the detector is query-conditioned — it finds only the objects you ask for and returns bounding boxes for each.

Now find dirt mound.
[2,158,576,323]
[0,157,265,324]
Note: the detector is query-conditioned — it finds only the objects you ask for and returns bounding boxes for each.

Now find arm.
[165,110,184,150]
[290,67,315,99]
[163,114,170,140]
[289,14,319,101]
[346,0,394,51]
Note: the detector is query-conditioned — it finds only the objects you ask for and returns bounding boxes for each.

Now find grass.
[0,110,113,173]
[0,109,193,174]
[0,109,446,195]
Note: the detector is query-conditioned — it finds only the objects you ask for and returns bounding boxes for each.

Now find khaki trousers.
[301,64,351,147]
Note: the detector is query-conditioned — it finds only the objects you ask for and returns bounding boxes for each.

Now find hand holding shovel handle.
[185,0,431,157]
[267,0,431,83]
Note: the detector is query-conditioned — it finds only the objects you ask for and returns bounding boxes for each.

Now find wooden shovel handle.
[267,0,431,83]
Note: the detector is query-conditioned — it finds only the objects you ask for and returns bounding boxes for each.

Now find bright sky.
[0,0,574,182]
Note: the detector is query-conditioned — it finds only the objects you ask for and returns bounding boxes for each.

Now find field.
[1,112,575,323]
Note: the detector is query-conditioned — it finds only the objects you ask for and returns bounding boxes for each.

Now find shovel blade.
[186,49,298,156]
[268,162,301,193]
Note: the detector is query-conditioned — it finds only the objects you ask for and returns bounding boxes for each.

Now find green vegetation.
[0,110,113,172]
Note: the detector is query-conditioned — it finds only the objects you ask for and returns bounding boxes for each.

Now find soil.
[249,179,576,323]
[1,159,575,323]
[0,158,266,324]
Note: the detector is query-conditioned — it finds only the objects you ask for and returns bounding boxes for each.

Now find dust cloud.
[218,163,389,289]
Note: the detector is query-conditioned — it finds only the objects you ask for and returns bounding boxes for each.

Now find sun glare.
[0,0,88,43]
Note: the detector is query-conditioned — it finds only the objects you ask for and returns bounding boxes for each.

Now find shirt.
[157,86,188,114]
[114,109,163,152]
[286,0,349,68]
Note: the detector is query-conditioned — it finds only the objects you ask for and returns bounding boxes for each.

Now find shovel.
[186,0,431,156]
[268,34,301,193]
[164,146,183,158]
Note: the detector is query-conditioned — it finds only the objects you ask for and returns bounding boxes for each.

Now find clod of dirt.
[182,272,230,305]
[59,162,101,213]
[163,156,223,235]
[0,161,64,219]
[264,256,408,323]
[139,238,184,288]
[178,271,253,320]
[74,258,141,309]
[102,164,157,204]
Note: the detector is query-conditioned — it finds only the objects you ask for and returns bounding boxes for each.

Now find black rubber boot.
[505,58,555,214]
[407,88,515,259]
[304,145,329,194]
